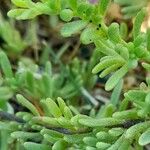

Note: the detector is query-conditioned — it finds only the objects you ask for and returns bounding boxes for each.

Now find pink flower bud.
[89,0,98,4]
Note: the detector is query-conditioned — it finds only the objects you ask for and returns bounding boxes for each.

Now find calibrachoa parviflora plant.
[0,0,150,149]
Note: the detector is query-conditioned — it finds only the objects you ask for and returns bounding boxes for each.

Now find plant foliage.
[0,0,150,149]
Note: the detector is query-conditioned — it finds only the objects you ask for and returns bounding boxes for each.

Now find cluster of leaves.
[114,0,148,19]
[0,12,27,54]
[0,0,150,149]
[2,85,150,149]
[8,0,150,91]
[0,51,97,112]
[0,11,42,56]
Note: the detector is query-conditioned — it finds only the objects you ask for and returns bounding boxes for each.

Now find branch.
[0,111,25,123]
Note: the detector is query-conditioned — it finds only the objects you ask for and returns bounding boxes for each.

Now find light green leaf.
[8,9,28,19]
[110,79,123,106]
[16,94,40,116]
[112,109,138,120]
[52,140,67,150]
[96,142,111,149]
[105,65,128,91]
[139,129,150,146]
[120,22,128,39]
[99,63,121,78]
[24,142,50,150]
[68,0,77,9]
[79,117,124,127]
[11,131,41,140]
[92,57,125,74]
[44,98,62,117]
[99,0,111,15]
[57,97,67,113]
[0,51,13,78]
[63,106,73,119]
[11,0,32,8]
[80,27,96,44]
[95,40,119,56]
[60,9,73,22]
[142,62,150,71]
[108,23,121,43]
[61,20,88,37]
[124,90,146,103]
[64,133,90,144]
[133,8,146,39]
[0,87,13,100]
[41,128,63,138]
[83,137,97,147]
[32,116,60,127]
[125,121,150,140]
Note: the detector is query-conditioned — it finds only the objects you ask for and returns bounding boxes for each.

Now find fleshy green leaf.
[11,0,32,8]
[24,142,50,150]
[99,0,111,15]
[43,98,62,117]
[68,0,77,9]
[133,8,146,39]
[52,140,67,150]
[61,20,88,37]
[0,51,13,78]
[16,94,40,116]
[125,121,150,140]
[0,87,13,100]
[105,65,128,91]
[108,23,121,43]
[60,9,73,22]
[96,142,111,149]
[139,129,150,146]
[110,79,123,106]
[79,117,124,127]
[80,27,96,44]
[83,137,97,147]
[11,131,41,140]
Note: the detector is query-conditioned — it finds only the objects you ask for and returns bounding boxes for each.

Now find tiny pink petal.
[89,0,98,4]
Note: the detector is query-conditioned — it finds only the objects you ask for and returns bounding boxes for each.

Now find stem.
[80,87,99,107]
[0,111,25,123]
